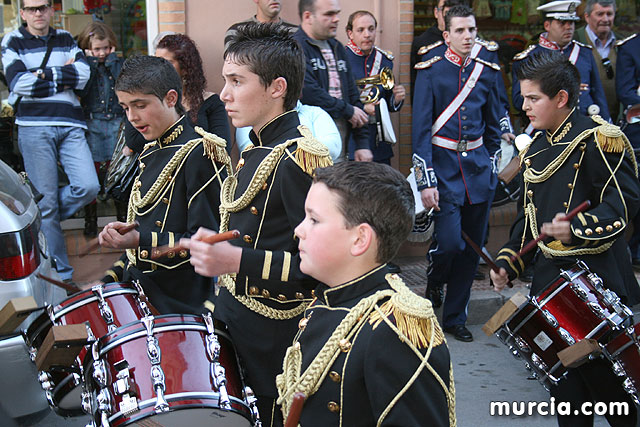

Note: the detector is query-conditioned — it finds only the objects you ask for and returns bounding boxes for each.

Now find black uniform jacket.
[215,111,327,398]
[279,265,454,427]
[102,117,228,314]
[495,110,640,304]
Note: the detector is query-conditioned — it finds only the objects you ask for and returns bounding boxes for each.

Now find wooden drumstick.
[510,200,591,263]
[284,392,307,427]
[79,221,140,258]
[461,230,513,288]
[151,229,241,259]
[37,273,81,293]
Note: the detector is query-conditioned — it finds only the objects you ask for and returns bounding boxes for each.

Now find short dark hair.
[515,50,580,109]
[585,0,616,14]
[437,0,468,11]
[299,0,315,20]
[444,4,475,31]
[224,22,304,111]
[346,10,377,33]
[313,162,414,264]
[21,1,51,8]
[115,55,185,116]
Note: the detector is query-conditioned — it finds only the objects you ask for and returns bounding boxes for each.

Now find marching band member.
[277,161,454,427]
[98,55,230,314]
[344,10,406,165]
[180,23,332,426]
[412,5,502,342]
[492,51,639,427]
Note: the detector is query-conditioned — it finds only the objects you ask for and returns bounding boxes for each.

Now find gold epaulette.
[573,40,592,49]
[369,273,444,349]
[417,40,443,56]
[513,44,536,61]
[475,37,498,51]
[591,115,625,153]
[194,126,231,166]
[616,33,638,47]
[473,56,501,71]
[375,46,394,60]
[415,55,442,69]
[292,125,333,176]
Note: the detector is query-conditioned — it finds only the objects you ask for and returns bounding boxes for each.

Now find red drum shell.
[604,323,640,402]
[84,315,252,427]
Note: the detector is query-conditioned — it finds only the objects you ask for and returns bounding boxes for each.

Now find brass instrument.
[355,67,394,104]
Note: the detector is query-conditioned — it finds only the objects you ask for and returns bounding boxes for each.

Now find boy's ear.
[164,89,179,109]
[350,223,375,257]
[555,89,569,109]
[270,77,288,100]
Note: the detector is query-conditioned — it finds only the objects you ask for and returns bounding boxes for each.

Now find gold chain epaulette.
[194,126,232,171]
[417,40,443,56]
[375,46,394,60]
[616,33,637,47]
[415,56,442,69]
[473,56,500,71]
[573,40,592,49]
[475,37,498,51]
[513,44,535,61]
[293,125,333,176]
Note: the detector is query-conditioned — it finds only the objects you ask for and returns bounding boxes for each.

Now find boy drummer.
[276,161,455,426]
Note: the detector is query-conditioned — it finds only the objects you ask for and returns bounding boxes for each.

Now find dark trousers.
[550,358,638,427]
[427,199,492,327]
[256,396,284,427]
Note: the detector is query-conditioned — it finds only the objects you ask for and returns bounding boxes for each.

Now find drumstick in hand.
[79,221,139,258]
[284,392,307,427]
[37,273,81,293]
[461,230,513,288]
[151,229,241,259]
[510,200,591,263]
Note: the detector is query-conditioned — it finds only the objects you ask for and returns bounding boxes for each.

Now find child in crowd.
[78,21,124,235]
[276,161,455,426]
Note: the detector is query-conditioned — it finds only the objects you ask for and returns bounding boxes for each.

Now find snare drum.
[603,323,640,405]
[82,313,259,427]
[497,261,633,389]
[24,281,157,416]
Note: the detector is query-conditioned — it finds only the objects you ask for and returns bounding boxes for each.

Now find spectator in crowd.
[294,0,373,162]
[412,5,501,343]
[344,10,405,165]
[77,20,124,237]
[574,0,620,120]
[512,0,610,133]
[1,0,98,282]
[224,0,297,50]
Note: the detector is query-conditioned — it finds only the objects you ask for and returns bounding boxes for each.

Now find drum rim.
[107,391,253,424]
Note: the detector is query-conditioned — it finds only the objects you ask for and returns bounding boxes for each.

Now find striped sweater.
[2,26,90,128]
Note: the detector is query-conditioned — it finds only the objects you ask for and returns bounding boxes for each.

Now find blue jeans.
[18,125,99,280]
[85,117,123,162]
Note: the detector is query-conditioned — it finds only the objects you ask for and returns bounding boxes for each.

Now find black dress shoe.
[387,262,401,274]
[444,325,473,342]
[425,286,445,308]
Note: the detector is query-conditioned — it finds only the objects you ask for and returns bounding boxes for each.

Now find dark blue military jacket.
[616,33,640,148]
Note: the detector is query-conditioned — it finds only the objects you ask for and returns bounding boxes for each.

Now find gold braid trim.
[276,290,394,419]
[369,274,443,349]
[126,138,202,264]
[194,126,232,171]
[526,203,613,257]
[293,125,333,176]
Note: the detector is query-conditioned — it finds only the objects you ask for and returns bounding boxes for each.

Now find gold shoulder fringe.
[194,126,231,165]
[293,125,333,176]
[369,273,444,349]
[591,116,625,154]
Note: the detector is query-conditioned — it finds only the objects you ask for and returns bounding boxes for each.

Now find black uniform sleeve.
[101,253,127,283]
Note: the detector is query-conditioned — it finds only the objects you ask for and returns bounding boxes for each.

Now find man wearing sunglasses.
[575,0,620,121]
[1,0,96,283]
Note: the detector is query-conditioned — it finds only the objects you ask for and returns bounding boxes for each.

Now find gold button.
[277,294,287,301]
[573,163,580,170]
[585,228,593,236]
[250,206,258,215]
[527,190,533,198]
[262,182,268,191]
[140,250,149,259]
[329,371,341,382]
[299,317,309,329]
[575,229,583,236]
[524,159,531,167]
[338,339,351,352]
[295,292,304,300]
[162,197,169,204]
[579,144,586,151]
[179,249,188,258]
[614,221,622,228]
[563,202,568,208]
[135,181,142,188]
[155,220,162,227]
[262,289,271,298]
[606,225,613,232]
[249,286,259,295]
[595,226,603,234]
[243,235,253,243]
[327,401,340,413]
[167,251,175,258]
[567,183,573,189]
